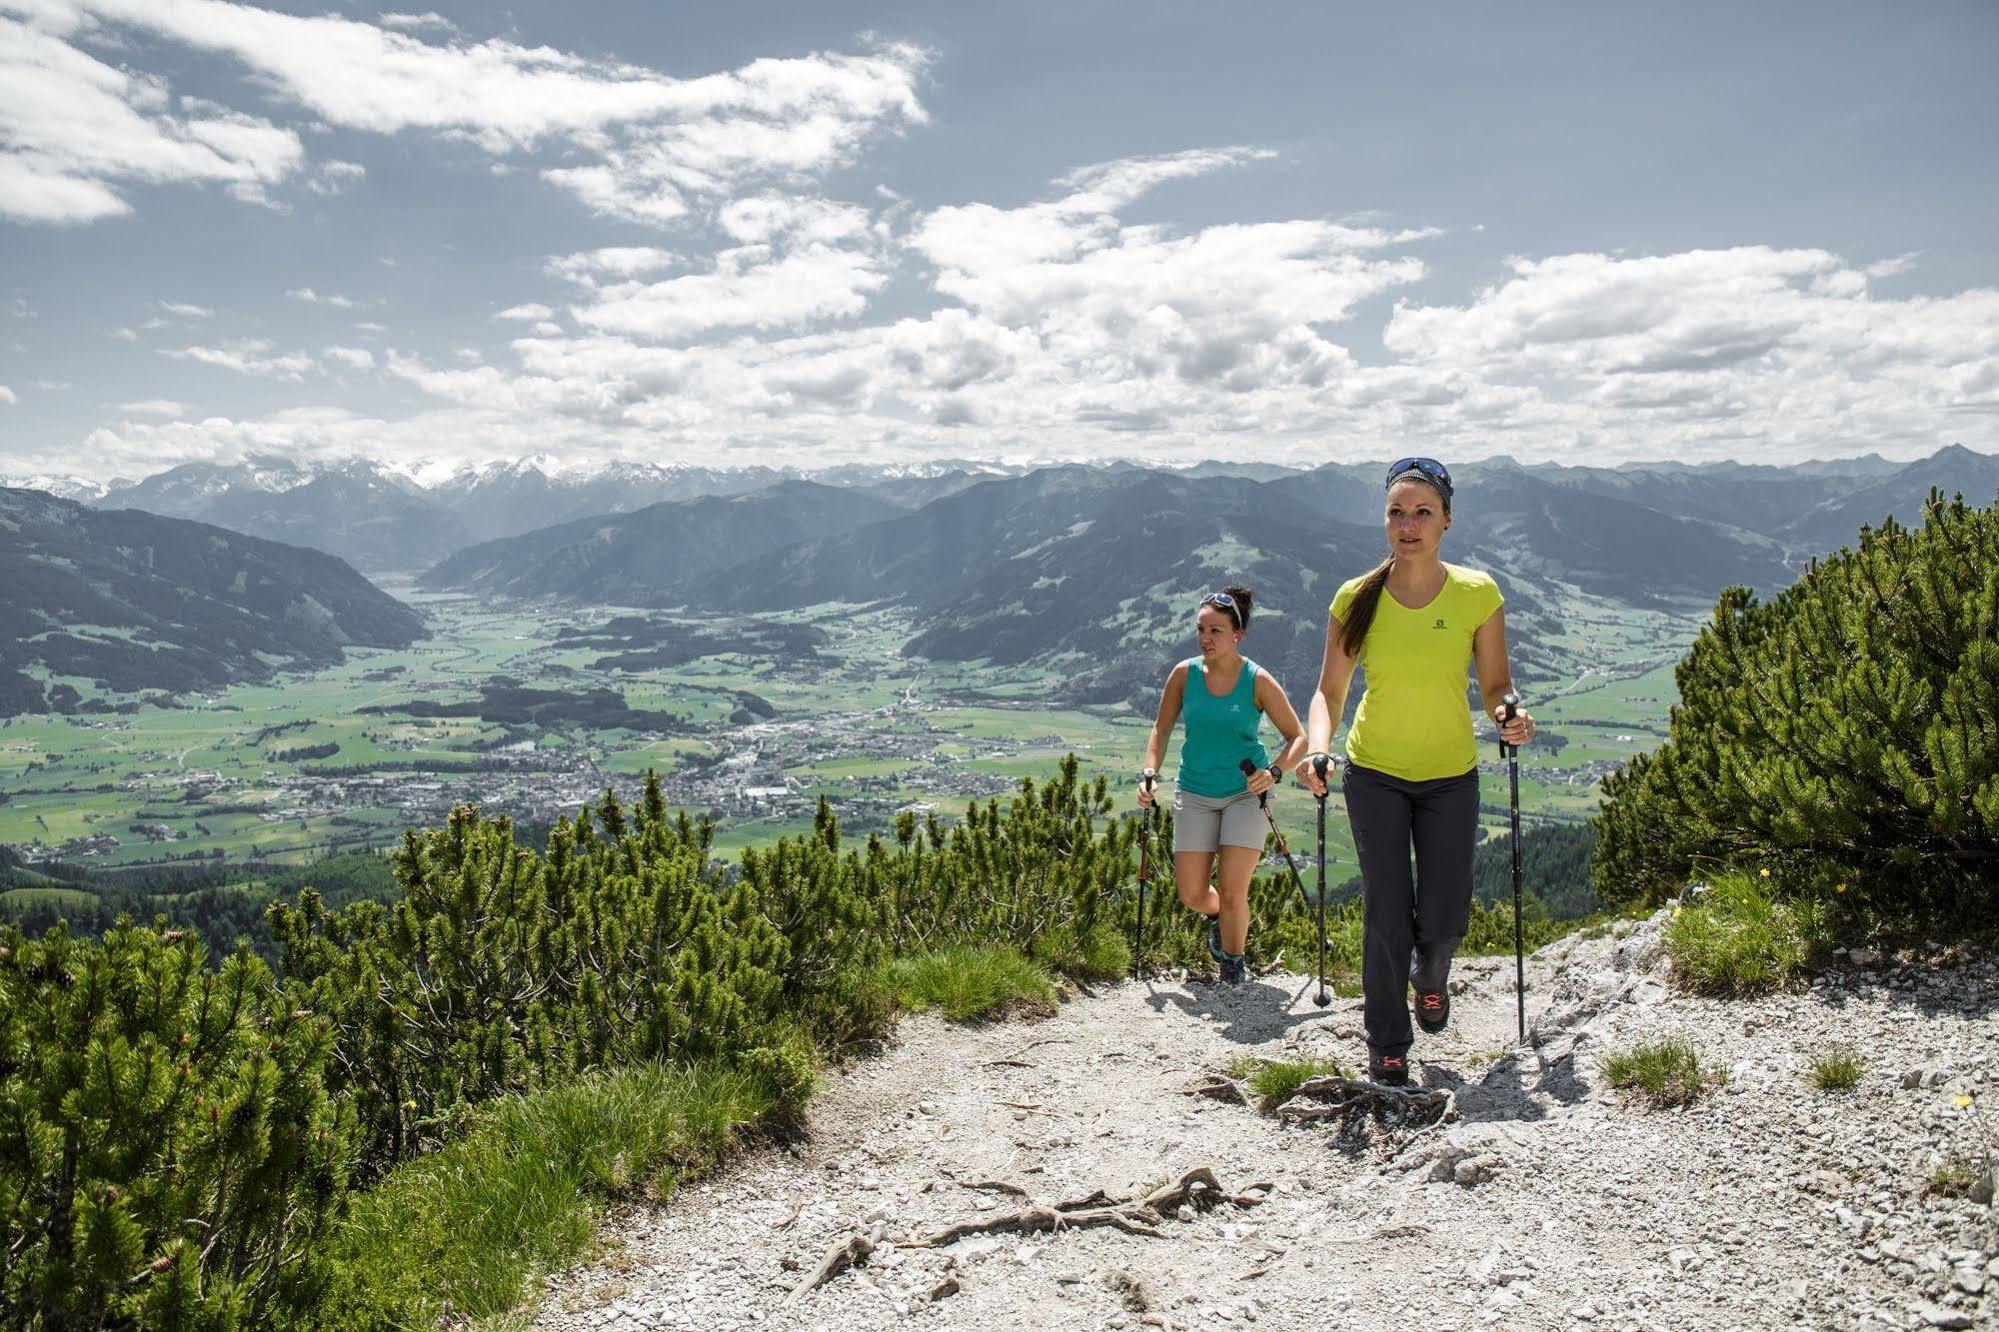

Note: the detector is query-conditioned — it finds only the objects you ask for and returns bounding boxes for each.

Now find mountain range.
[419,481,904,604]
[0,487,426,714]
[411,447,1995,703]
[4,444,1993,713]
[34,455,1035,574]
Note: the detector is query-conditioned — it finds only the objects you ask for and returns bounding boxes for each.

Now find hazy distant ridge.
[0,487,426,713]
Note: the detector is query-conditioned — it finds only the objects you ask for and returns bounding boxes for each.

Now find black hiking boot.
[1206,916,1227,965]
[1219,952,1247,986]
[1414,987,1450,1034]
[1368,1050,1410,1086]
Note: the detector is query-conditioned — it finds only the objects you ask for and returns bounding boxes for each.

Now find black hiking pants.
[1343,762,1480,1059]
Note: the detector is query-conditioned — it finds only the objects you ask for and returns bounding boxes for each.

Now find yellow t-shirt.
[1330,564,1504,782]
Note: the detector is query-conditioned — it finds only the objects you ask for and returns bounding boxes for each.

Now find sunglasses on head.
[1386,456,1452,491]
[1199,592,1241,624]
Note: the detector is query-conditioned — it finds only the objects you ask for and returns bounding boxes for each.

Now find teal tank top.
[1178,656,1269,799]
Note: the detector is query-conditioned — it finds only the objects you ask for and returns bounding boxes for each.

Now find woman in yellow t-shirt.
[1294,457,1534,1086]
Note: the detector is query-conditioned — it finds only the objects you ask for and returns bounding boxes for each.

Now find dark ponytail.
[1222,584,1254,630]
[1338,560,1391,658]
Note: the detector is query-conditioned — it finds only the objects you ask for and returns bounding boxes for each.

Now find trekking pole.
[1134,768,1158,980]
[1238,759,1313,917]
[1500,694,1525,1043]
[1311,753,1333,1008]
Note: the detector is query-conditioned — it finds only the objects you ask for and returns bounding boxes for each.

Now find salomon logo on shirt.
[1433,618,1447,629]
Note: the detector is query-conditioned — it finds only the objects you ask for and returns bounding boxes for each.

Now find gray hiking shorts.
[1172,786,1265,854]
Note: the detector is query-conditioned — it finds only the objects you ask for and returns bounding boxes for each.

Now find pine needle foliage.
[0,923,354,1328]
[269,779,789,1175]
[1593,489,1999,929]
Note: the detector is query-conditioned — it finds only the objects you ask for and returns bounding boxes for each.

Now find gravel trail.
[532,916,1998,1332]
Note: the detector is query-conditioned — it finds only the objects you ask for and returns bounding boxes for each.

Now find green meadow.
[0,586,1693,880]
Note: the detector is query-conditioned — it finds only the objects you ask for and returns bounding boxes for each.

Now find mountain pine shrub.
[1594,488,1999,932]
[0,923,354,1328]
[268,779,788,1173]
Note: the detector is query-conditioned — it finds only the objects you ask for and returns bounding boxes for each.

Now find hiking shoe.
[1206,916,1227,964]
[1369,1051,1409,1086]
[1415,987,1450,1034]
[1219,952,1248,986]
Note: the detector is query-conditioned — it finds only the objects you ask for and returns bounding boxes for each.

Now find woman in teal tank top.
[1138,584,1306,984]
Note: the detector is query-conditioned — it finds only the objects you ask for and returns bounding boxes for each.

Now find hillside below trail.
[533,917,1998,1332]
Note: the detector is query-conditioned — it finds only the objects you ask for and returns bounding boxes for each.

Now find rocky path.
[532,918,1998,1331]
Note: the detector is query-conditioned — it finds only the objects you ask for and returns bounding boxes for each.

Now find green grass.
[1030,922,1131,983]
[1663,870,1832,996]
[875,945,1057,1021]
[1227,1054,1346,1111]
[1600,1037,1708,1107]
[310,1057,804,1330]
[0,886,97,912]
[1808,1045,1865,1092]
[1924,1154,1995,1201]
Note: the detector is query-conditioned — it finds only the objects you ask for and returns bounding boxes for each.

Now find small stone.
[927,1275,961,1303]
[1849,948,1882,967]
[1914,1303,1973,1329]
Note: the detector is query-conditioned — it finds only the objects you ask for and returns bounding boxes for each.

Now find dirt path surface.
[532,917,1998,1332]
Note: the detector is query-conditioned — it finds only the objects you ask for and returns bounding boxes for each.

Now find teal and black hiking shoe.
[1206,917,1227,965]
[1219,952,1248,985]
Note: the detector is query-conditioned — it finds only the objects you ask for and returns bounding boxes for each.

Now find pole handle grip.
[1138,767,1158,794]
[1499,693,1521,759]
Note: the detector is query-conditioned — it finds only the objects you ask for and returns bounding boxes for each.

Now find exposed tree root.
[1180,1073,1249,1105]
[1275,1075,1455,1127]
[785,1231,876,1305]
[900,1167,1271,1250]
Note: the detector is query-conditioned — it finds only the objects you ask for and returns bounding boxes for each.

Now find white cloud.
[111,325,137,341]
[287,286,358,308]
[0,385,16,404]
[0,15,304,223]
[158,300,214,317]
[114,397,184,416]
[379,11,458,35]
[1379,247,1999,455]
[161,337,314,381]
[494,303,554,321]
[544,246,682,286]
[7,3,926,229]
[574,239,888,341]
[1863,252,1918,281]
[322,345,374,371]
[19,1,929,228]
[305,158,364,195]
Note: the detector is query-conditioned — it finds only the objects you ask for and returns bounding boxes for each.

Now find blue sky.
[2,0,1996,482]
